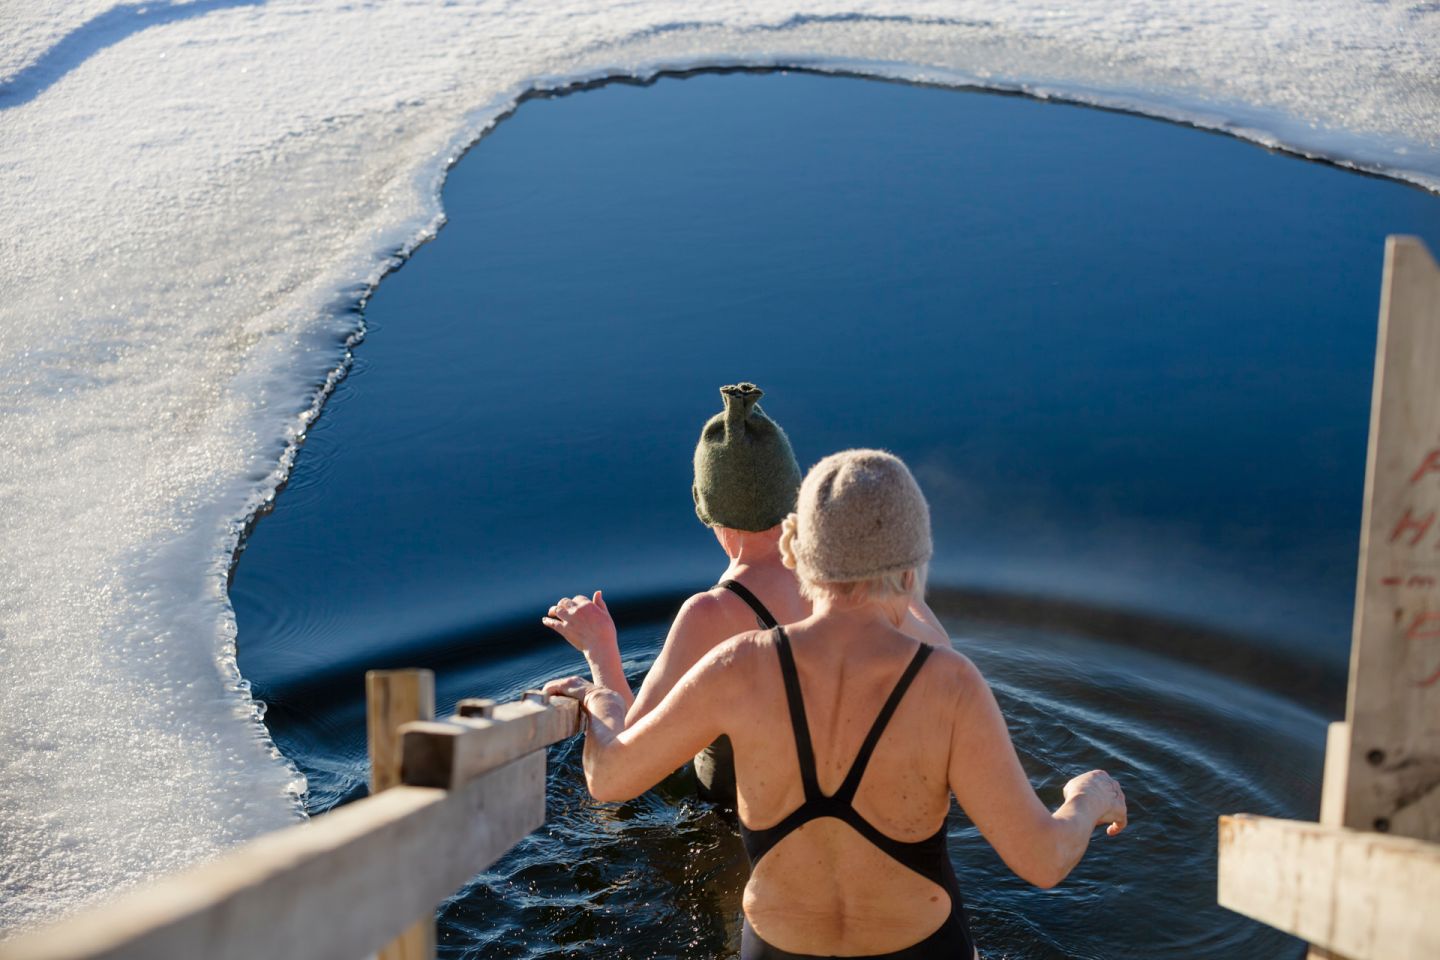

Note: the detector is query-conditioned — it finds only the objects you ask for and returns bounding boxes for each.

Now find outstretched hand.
[1063,770,1128,837]
[543,590,618,657]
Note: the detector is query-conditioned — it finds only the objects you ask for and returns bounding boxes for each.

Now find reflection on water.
[233,70,1440,958]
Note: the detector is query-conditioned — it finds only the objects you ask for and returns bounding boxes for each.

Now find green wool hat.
[692,382,802,532]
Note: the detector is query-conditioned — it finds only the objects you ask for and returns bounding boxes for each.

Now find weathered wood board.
[368,669,439,959]
[402,696,581,790]
[1341,236,1440,840]
[1222,237,1440,960]
[1219,814,1440,960]
[0,753,546,960]
[368,669,436,793]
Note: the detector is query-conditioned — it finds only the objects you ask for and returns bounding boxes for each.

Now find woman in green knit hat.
[543,383,947,803]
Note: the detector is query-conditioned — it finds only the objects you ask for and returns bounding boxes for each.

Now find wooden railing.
[0,670,580,960]
[1217,236,1440,960]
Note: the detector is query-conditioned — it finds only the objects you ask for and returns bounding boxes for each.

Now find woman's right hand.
[543,590,619,658]
[542,675,595,702]
[1063,770,1128,837]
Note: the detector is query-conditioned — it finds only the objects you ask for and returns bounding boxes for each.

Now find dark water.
[232,72,1440,958]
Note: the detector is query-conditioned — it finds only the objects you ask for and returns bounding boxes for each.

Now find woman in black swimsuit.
[547,449,1128,958]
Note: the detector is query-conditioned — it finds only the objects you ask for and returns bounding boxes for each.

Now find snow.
[1,0,1436,935]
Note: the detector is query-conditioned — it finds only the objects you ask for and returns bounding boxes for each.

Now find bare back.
[561,594,1125,955]
[728,619,965,954]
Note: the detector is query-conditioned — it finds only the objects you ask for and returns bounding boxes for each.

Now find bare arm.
[544,637,750,802]
[626,591,737,723]
[946,655,1126,888]
[543,590,740,723]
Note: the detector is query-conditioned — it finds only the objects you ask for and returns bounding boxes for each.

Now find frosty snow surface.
[1,0,1437,936]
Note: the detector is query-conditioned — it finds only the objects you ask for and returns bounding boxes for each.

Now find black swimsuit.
[693,580,780,803]
[738,626,975,960]
[718,579,780,631]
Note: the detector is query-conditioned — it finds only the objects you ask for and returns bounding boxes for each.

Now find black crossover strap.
[772,626,822,800]
[834,644,933,804]
[738,634,943,881]
[718,579,779,629]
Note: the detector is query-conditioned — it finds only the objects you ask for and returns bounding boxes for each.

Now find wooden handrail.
[402,695,581,789]
[0,682,581,960]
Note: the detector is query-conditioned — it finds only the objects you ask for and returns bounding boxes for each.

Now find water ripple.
[271,613,1325,959]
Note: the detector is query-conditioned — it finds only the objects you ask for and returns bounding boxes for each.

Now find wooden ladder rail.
[1217,236,1440,960]
[0,670,581,960]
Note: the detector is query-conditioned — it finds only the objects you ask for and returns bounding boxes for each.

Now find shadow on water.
[232,69,1440,958]
[253,586,1346,717]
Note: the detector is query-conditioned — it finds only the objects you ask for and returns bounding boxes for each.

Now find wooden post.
[367,669,437,960]
[1319,234,1440,960]
[1308,236,1440,960]
[1333,236,1440,843]
[1212,238,1440,960]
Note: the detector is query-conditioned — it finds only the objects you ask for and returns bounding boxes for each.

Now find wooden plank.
[1342,236,1440,841]
[1218,814,1440,960]
[367,669,438,959]
[1318,722,1352,828]
[0,753,546,960]
[1309,724,1356,960]
[402,696,581,790]
[457,697,497,719]
[368,669,436,793]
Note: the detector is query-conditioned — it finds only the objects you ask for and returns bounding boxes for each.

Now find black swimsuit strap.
[718,579,780,629]
[772,626,822,800]
[833,644,933,804]
[737,634,972,959]
[741,633,946,881]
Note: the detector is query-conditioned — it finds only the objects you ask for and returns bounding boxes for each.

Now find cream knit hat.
[781,449,932,583]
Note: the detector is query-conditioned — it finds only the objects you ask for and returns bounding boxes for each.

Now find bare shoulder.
[677,628,774,702]
[664,589,743,657]
[675,586,733,625]
[700,627,775,672]
[917,644,988,704]
[685,583,773,628]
